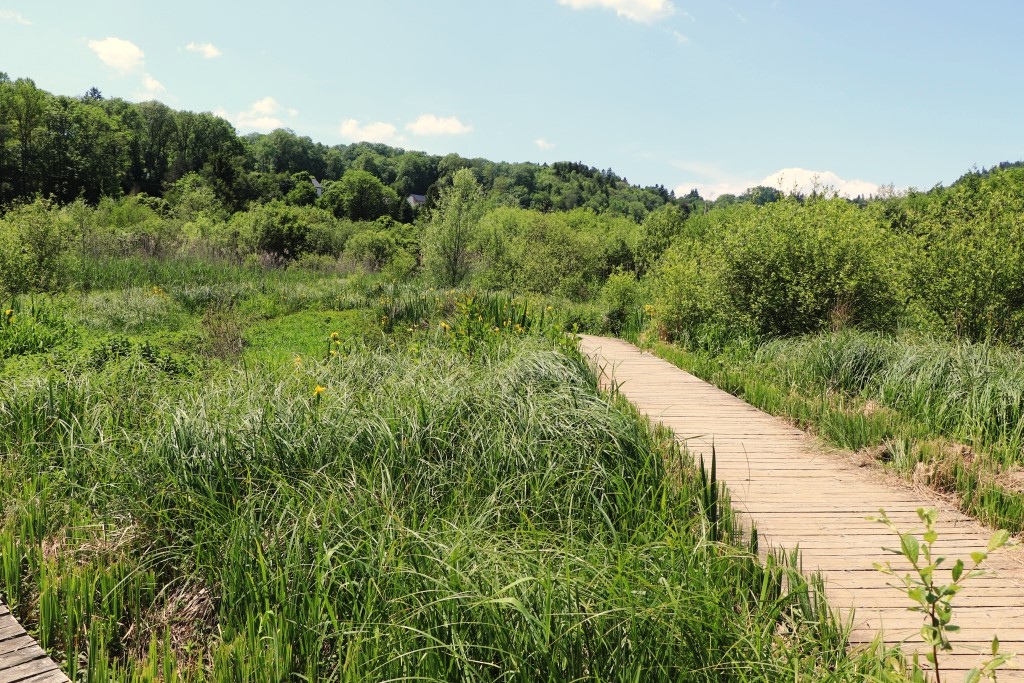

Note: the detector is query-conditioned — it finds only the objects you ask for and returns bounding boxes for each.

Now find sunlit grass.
[0,267,908,681]
[646,329,1024,533]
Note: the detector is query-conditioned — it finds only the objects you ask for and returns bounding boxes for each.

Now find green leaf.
[923,529,938,544]
[992,635,1000,655]
[964,668,981,683]
[952,558,964,581]
[901,533,920,564]
[988,529,1010,551]
[970,551,987,565]
[908,587,927,605]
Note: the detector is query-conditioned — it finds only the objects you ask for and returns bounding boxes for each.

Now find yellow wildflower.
[440,321,451,332]
[330,331,340,341]
[313,385,326,397]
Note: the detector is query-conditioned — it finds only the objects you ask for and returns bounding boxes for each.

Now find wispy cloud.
[673,165,882,199]
[406,114,473,136]
[340,118,401,144]
[535,138,556,150]
[217,97,289,132]
[185,42,221,59]
[139,73,166,99]
[0,10,30,25]
[728,6,747,22]
[88,37,145,73]
[669,29,690,45]
[557,0,675,24]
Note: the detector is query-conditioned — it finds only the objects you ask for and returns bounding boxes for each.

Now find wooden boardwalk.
[580,335,1024,680]
[0,600,68,682]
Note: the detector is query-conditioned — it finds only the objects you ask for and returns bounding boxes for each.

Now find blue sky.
[2,0,1023,197]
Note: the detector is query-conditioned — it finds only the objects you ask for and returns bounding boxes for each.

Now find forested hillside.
[5,72,1024,351]
[0,74,681,218]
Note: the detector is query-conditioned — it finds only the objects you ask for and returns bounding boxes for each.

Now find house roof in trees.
[406,194,427,207]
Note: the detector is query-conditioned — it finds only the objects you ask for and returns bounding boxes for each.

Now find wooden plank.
[0,658,61,683]
[18,672,77,683]
[580,335,1024,681]
[0,600,68,683]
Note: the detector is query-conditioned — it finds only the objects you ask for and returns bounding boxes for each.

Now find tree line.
[0,74,687,221]
[5,73,1024,348]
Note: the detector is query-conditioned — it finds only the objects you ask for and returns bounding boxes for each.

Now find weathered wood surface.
[580,334,1024,679]
[0,600,68,683]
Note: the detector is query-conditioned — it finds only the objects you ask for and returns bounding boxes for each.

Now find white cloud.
[185,41,221,59]
[558,0,675,23]
[139,73,166,98]
[218,97,288,132]
[88,37,145,73]
[0,10,30,24]
[250,96,279,116]
[340,118,401,144]
[287,108,299,117]
[673,165,881,199]
[535,138,556,150]
[406,114,473,136]
[762,168,880,198]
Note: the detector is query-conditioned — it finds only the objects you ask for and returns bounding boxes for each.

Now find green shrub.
[891,167,1024,342]
[600,269,645,334]
[345,229,399,271]
[232,202,339,260]
[0,198,80,295]
[653,198,908,341]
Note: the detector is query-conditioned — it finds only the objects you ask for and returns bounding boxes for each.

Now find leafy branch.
[870,507,1014,683]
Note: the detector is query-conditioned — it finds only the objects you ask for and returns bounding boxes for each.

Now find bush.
[892,167,1024,342]
[653,198,908,341]
[474,207,607,300]
[0,199,80,295]
[232,202,340,260]
[345,229,399,271]
[600,269,645,334]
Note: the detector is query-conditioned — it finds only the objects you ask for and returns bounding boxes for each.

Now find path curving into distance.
[0,599,69,683]
[580,335,1024,680]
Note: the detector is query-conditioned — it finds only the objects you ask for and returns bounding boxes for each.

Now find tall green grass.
[0,300,904,681]
[647,329,1024,533]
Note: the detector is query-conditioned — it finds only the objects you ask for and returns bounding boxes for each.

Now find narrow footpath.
[0,599,68,683]
[580,335,1024,680]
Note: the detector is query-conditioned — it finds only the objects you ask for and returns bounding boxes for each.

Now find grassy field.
[0,258,911,681]
[641,329,1024,534]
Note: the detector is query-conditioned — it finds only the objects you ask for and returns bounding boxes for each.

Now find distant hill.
[0,73,686,221]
